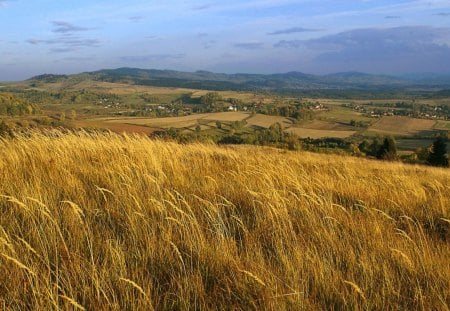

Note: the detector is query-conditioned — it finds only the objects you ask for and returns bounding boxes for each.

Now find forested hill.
[27,68,450,98]
[87,68,411,91]
[27,67,450,93]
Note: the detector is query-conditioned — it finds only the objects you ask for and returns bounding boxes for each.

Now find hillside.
[0,132,449,310]
[26,67,436,93]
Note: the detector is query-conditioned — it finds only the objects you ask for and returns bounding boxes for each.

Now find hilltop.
[25,67,450,94]
[0,131,448,310]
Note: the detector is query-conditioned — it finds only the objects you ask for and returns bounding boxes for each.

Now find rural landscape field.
[0,66,449,310]
[0,68,449,311]
[2,0,450,310]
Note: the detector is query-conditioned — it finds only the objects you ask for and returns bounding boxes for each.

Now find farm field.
[0,131,448,310]
[285,120,357,138]
[245,114,292,129]
[396,138,436,151]
[316,105,373,123]
[72,119,157,135]
[295,119,355,131]
[72,111,450,142]
[286,127,356,139]
[201,111,250,122]
[435,120,450,130]
[396,138,449,152]
[82,113,361,139]
[100,112,250,128]
[367,116,437,136]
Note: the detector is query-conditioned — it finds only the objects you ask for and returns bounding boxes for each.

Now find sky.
[1,0,450,80]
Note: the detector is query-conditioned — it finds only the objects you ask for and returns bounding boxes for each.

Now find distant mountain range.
[28,68,450,92]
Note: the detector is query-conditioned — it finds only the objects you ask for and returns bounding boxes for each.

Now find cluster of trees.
[359,135,449,167]
[256,104,314,121]
[200,92,223,106]
[414,136,449,167]
[350,119,368,127]
[0,93,37,116]
[358,137,398,160]
[217,123,302,150]
[152,122,301,150]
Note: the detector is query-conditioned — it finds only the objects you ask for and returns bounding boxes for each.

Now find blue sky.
[1,0,450,80]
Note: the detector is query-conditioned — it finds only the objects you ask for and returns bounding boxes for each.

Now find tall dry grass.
[0,130,449,310]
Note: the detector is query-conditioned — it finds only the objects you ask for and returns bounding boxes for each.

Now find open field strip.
[72,120,157,135]
[245,114,293,129]
[367,116,437,136]
[285,127,356,139]
[435,120,450,130]
[294,120,355,131]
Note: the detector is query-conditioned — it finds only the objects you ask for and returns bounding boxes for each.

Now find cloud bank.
[274,26,450,73]
[27,21,100,53]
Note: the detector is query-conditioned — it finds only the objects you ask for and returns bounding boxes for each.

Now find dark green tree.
[200,92,222,105]
[367,138,381,157]
[358,140,370,154]
[427,136,449,167]
[377,137,397,160]
[267,123,283,143]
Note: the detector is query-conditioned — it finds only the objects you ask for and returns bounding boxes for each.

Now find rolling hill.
[26,67,448,93]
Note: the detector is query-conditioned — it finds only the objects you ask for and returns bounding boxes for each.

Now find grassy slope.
[0,132,449,310]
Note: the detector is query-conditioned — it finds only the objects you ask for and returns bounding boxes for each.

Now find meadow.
[0,131,449,310]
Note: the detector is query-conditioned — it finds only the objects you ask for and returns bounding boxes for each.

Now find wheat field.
[0,131,449,310]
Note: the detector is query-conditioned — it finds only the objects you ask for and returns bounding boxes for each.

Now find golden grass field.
[0,131,449,310]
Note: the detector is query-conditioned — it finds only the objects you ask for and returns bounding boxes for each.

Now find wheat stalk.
[239,269,266,287]
[343,280,366,301]
[1,253,36,276]
[119,278,147,297]
[59,295,86,310]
